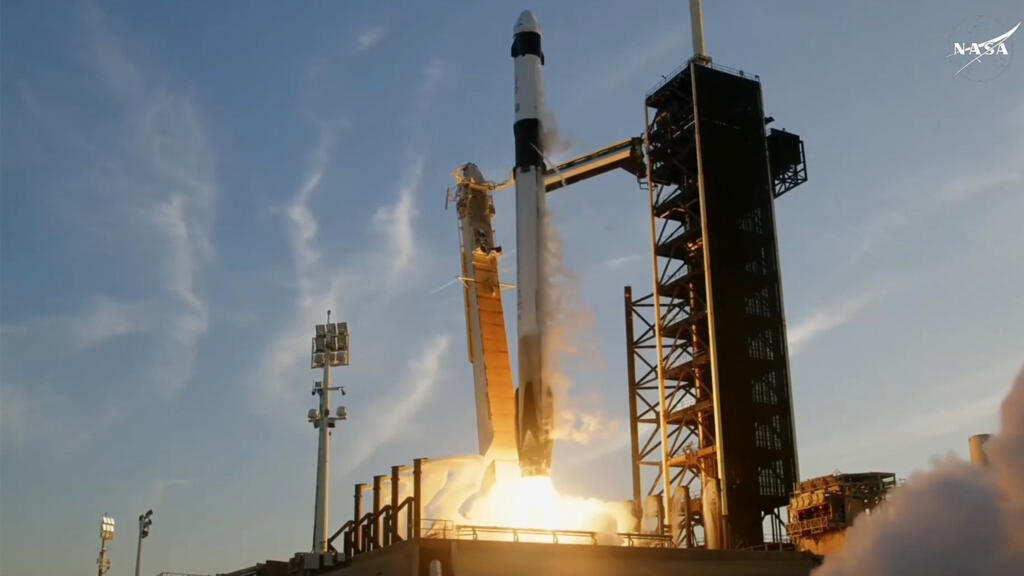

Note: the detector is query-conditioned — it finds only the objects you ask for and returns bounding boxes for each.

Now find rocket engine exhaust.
[512,10,554,477]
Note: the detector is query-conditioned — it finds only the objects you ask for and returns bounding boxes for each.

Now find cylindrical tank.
[702,476,722,549]
[969,434,991,467]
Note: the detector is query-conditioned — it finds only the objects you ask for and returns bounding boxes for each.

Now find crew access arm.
[453,138,644,474]
[454,164,518,464]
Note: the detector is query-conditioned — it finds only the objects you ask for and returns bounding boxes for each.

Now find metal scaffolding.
[625,58,807,550]
[625,72,714,546]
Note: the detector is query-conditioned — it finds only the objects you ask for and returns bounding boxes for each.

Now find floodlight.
[312,323,349,368]
[329,351,349,366]
[336,406,348,420]
[140,510,153,538]
[100,515,116,541]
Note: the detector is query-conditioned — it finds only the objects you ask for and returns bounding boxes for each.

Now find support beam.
[413,458,425,539]
[391,465,404,543]
[372,475,386,549]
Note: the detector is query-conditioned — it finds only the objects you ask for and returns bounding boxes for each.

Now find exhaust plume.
[540,102,572,158]
[814,365,1024,575]
[421,455,635,542]
[539,205,614,446]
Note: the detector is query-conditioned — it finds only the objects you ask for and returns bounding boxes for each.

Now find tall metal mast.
[690,0,711,64]
[310,311,349,553]
[97,515,115,576]
[134,510,152,576]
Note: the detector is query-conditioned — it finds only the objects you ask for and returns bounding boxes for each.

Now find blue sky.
[2,1,1022,574]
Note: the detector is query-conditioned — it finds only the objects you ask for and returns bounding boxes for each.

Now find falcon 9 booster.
[512,10,554,477]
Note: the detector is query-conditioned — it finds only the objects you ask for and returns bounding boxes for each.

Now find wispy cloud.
[73,296,141,349]
[152,477,197,508]
[288,130,334,309]
[355,26,386,52]
[802,356,1022,471]
[59,404,123,458]
[342,334,451,473]
[373,157,424,278]
[151,194,211,392]
[256,53,449,431]
[595,29,684,98]
[0,385,39,448]
[87,6,217,393]
[603,253,645,271]
[845,137,1023,268]
[259,131,428,409]
[941,170,1022,205]
[264,169,445,465]
[0,383,121,456]
[259,129,340,408]
[788,280,904,356]
[420,59,446,95]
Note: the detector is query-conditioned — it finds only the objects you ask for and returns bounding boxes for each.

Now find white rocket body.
[512,10,553,477]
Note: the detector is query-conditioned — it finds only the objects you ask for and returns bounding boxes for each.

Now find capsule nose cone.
[514,10,541,35]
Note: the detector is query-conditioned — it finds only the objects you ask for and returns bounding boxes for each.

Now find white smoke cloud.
[539,104,572,159]
[422,455,487,526]
[535,75,571,160]
[814,365,1024,575]
[538,206,619,445]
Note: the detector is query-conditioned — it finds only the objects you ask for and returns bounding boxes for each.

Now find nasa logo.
[946,17,1021,81]
[952,40,1009,56]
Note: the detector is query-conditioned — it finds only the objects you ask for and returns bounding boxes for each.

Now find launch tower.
[624,59,808,548]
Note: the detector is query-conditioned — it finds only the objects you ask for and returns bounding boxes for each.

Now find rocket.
[512,9,554,477]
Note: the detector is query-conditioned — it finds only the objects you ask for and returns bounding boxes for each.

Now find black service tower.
[625,58,808,550]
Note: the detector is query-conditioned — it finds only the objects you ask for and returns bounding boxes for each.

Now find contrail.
[429,276,461,294]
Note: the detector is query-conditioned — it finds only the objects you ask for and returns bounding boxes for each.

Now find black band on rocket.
[511,32,544,65]
[514,119,541,169]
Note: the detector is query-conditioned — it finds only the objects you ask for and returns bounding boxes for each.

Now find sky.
[1,1,1022,574]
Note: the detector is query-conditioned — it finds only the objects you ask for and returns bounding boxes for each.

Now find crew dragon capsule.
[512,10,554,477]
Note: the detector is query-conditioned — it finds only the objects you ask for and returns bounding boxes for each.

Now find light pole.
[309,310,349,553]
[135,509,153,576]
[97,515,115,576]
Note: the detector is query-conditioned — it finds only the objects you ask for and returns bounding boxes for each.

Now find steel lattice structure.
[625,59,807,550]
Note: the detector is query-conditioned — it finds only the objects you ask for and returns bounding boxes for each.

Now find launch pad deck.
[323,538,819,576]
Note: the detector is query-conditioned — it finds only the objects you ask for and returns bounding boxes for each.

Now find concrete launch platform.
[323,539,820,576]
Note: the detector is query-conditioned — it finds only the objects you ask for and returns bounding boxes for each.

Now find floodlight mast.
[97,515,115,576]
[134,510,152,576]
[310,311,349,554]
[314,336,332,554]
